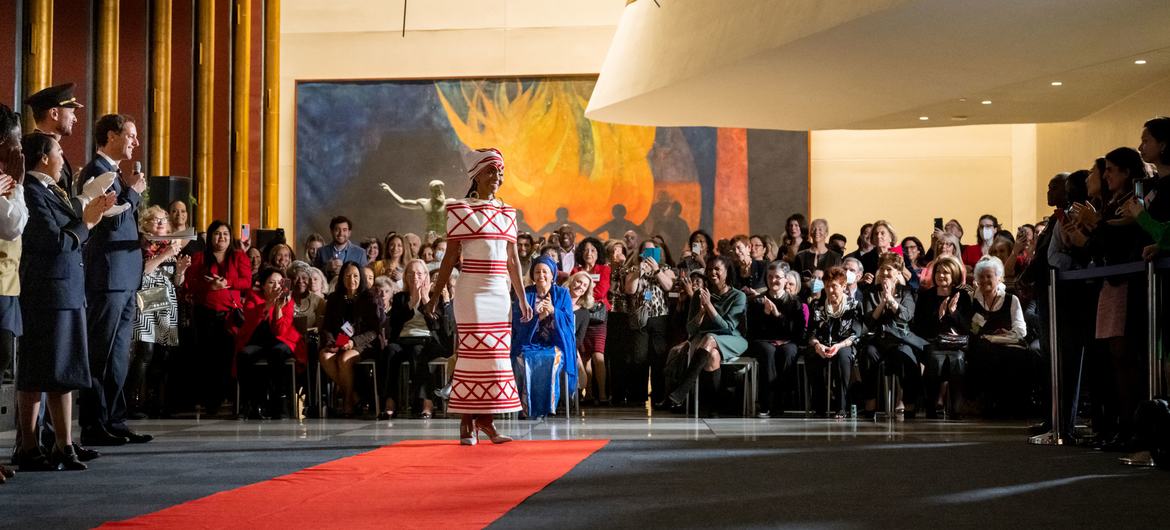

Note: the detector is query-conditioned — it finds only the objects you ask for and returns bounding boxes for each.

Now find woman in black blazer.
[15,133,114,471]
[384,259,453,419]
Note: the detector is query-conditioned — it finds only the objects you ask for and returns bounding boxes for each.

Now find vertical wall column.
[149,0,171,176]
[195,0,215,228]
[262,0,279,229]
[231,0,250,238]
[23,0,52,131]
[95,0,119,117]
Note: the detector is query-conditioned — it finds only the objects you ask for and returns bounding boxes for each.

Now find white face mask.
[434,250,445,261]
[845,270,857,285]
[980,227,996,242]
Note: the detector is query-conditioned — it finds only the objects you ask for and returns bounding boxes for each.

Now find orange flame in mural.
[437,80,656,234]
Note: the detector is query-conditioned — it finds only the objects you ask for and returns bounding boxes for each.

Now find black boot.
[662,348,711,406]
[700,367,722,418]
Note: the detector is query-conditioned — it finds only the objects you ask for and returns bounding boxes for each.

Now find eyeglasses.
[151,217,168,224]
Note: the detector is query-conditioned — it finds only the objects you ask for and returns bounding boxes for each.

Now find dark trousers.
[126,342,172,416]
[641,315,670,404]
[385,337,445,412]
[746,340,799,413]
[605,314,635,404]
[968,339,1036,415]
[806,346,854,413]
[193,306,235,411]
[860,340,922,409]
[236,341,294,410]
[80,290,136,433]
[0,329,13,382]
[924,344,965,412]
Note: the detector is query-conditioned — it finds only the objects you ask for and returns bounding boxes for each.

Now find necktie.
[48,183,71,205]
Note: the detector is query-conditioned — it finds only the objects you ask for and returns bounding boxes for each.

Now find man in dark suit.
[78,114,151,446]
[23,83,82,196]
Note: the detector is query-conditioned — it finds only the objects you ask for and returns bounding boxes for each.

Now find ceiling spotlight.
[951,115,969,121]
[959,98,968,102]
[1051,81,1063,86]
[919,116,929,121]
[981,100,992,105]
[1135,59,1148,65]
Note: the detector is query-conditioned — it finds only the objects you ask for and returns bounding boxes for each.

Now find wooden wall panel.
[247,0,263,230]
[51,0,92,165]
[212,0,231,223]
[118,0,150,169]
[169,0,194,177]
[0,0,17,106]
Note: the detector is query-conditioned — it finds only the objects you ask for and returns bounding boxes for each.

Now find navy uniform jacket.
[79,155,144,292]
[21,178,91,309]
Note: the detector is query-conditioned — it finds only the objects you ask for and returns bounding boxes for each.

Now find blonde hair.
[564,271,595,309]
[139,205,169,233]
[870,220,898,248]
[402,258,430,293]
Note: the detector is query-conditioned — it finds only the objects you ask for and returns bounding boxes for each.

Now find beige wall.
[809,124,1038,246]
[278,0,624,240]
[1036,75,1170,215]
[285,2,1154,248]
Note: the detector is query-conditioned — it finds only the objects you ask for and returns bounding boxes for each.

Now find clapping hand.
[176,254,192,274]
[0,174,14,196]
[1120,197,1145,221]
[860,272,874,285]
[82,192,117,228]
[761,296,778,316]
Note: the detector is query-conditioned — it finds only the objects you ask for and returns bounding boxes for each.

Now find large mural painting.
[296,77,808,254]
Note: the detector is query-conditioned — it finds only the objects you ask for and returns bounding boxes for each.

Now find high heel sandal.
[459,415,478,446]
[475,414,513,444]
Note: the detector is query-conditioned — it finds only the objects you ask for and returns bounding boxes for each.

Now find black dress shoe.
[16,448,53,472]
[81,429,129,446]
[72,443,101,462]
[49,444,87,471]
[109,428,154,444]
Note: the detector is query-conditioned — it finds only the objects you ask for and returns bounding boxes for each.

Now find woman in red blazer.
[234,267,303,419]
[182,220,252,414]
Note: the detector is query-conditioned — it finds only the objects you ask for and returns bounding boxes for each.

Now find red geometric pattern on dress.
[445,204,516,242]
[449,379,520,404]
[458,329,511,352]
[462,258,509,275]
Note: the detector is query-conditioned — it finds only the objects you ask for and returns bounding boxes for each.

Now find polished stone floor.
[0,407,1033,446]
[6,409,1169,529]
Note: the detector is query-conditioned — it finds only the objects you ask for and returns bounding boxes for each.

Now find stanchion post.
[1030,268,1063,445]
[1149,262,1158,400]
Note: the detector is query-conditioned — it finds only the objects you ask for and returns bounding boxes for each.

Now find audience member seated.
[234,267,300,419]
[678,229,714,273]
[968,256,1030,416]
[745,262,807,417]
[302,232,324,264]
[265,243,294,276]
[315,215,367,277]
[372,233,406,285]
[912,256,972,419]
[845,223,874,262]
[625,239,675,407]
[859,252,924,419]
[919,232,963,289]
[806,266,862,418]
[962,214,1000,268]
[246,246,263,280]
[571,237,611,404]
[384,259,452,419]
[901,236,928,280]
[319,261,381,417]
[793,218,843,299]
[730,234,767,296]
[860,220,915,287]
[513,257,578,418]
[780,213,810,263]
[129,206,189,419]
[360,237,380,265]
[660,256,748,416]
[183,220,252,414]
[842,256,865,302]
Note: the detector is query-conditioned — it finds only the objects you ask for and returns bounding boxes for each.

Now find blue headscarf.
[530,255,559,281]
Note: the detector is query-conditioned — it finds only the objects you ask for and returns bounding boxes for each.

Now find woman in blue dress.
[511,256,578,418]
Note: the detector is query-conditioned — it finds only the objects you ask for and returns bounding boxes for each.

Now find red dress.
[571,263,611,354]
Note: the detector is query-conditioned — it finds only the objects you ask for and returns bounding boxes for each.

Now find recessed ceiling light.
[951,115,969,121]
[1051,81,1063,86]
[959,98,968,102]
[919,116,929,121]
[981,100,992,105]
[1135,59,1148,65]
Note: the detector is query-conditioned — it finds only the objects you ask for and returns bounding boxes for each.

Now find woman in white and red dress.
[427,148,532,445]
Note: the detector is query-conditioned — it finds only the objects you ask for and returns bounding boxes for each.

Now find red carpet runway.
[100,440,608,529]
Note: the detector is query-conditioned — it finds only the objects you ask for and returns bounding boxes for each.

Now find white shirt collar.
[97,151,118,168]
[27,171,57,189]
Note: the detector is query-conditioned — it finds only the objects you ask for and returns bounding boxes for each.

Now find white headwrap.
[463,148,504,179]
